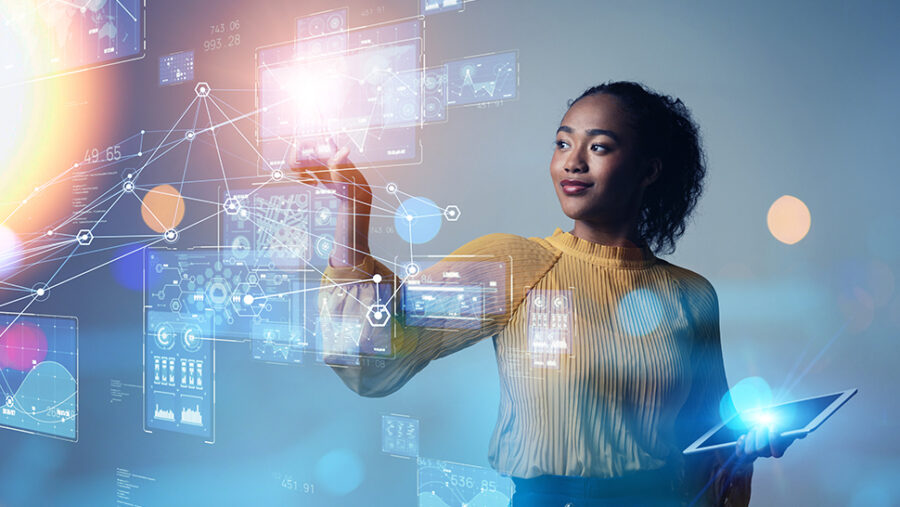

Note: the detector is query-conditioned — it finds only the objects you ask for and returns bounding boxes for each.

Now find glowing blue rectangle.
[382,414,419,457]
[400,259,507,330]
[158,50,194,86]
[0,0,144,85]
[0,312,77,441]
[422,0,464,15]
[417,458,514,506]
[423,66,448,123]
[446,51,518,106]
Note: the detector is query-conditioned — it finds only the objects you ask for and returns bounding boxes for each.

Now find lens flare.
[0,225,23,278]
[720,376,773,429]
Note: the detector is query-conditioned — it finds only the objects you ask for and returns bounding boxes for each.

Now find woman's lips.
[560,179,594,196]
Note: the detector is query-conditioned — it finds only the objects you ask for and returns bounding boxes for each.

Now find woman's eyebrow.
[556,126,619,142]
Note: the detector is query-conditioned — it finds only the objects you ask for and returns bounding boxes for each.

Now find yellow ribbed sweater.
[320,229,752,505]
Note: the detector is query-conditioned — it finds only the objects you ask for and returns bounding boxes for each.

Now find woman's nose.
[564,151,588,173]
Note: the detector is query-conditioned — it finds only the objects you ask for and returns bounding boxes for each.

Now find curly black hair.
[569,81,706,256]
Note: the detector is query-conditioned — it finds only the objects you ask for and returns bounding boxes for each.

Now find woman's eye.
[591,144,608,153]
[555,140,570,149]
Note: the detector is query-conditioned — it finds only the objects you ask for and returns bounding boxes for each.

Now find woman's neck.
[571,218,645,248]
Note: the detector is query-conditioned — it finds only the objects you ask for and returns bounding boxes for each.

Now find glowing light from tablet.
[720,376,773,429]
[742,409,776,429]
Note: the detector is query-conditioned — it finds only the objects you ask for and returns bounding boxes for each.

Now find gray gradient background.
[0,1,897,505]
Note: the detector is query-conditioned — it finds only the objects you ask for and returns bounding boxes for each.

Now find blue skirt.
[510,470,685,507]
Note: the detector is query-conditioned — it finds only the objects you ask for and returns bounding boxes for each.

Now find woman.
[295,81,798,506]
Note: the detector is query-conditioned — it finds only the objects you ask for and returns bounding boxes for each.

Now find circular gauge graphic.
[532,295,546,309]
[155,324,176,350]
[308,17,325,35]
[327,36,346,53]
[315,207,332,226]
[183,325,203,353]
[401,102,417,120]
[424,74,439,91]
[424,97,443,119]
[327,14,343,31]
[315,235,334,259]
[231,235,251,260]
[552,295,569,309]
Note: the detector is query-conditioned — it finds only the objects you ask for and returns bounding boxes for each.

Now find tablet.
[683,388,857,455]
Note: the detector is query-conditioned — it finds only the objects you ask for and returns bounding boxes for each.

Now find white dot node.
[243,294,255,305]
[372,274,382,284]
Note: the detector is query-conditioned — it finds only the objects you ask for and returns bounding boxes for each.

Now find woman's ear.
[642,157,662,187]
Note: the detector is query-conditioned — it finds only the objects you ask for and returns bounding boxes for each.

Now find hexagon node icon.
[195,82,211,98]
[76,229,94,246]
[443,205,460,221]
[164,229,178,243]
[223,197,242,215]
[366,304,391,327]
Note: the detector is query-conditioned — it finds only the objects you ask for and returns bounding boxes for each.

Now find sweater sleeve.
[317,233,559,398]
[674,273,753,506]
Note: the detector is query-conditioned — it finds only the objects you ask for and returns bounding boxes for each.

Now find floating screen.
[0,312,78,441]
[417,457,514,506]
[446,51,518,107]
[401,258,507,330]
[0,0,144,85]
[159,50,194,86]
[257,19,422,172]
[422,0,464,15]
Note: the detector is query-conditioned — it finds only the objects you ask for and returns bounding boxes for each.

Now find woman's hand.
[289,141,371,204]
[734,426,805,462]
[288,140,373,268]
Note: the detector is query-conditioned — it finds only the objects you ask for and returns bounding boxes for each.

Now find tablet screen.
[702,393,842,447]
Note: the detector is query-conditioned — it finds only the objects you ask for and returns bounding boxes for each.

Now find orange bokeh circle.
[141,184,185,234]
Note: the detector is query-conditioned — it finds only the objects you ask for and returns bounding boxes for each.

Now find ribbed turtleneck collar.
[544,228,657,269]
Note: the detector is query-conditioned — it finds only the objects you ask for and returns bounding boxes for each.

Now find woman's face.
[550,93,658,225]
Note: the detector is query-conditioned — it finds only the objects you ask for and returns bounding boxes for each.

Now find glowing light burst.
[0,224,23,278]
[720,376,774,429]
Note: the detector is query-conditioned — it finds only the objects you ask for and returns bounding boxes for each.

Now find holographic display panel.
[417,457,514,506]
[257,19,422,172]
[145,250,216,439]
[0,312,77,441]
[382,414,419,458]
[423,66,448,123]
[401,258,508,330]
[0,0,143,85]
[446,51,518,107]
[525,289,574,368]
[422,0,464,15]
[159,50,194,86]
